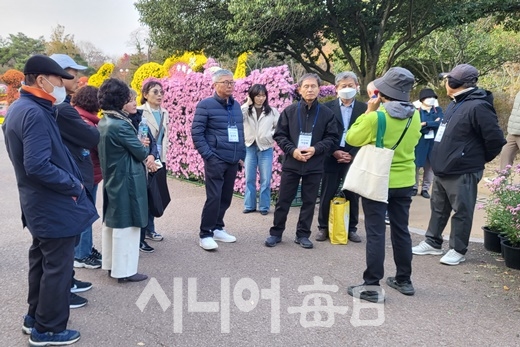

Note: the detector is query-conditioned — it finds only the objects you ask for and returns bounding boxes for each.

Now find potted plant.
[484,164,520,269]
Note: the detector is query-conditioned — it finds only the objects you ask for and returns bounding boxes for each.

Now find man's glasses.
[150,89,164,95]
[216,81,236,86]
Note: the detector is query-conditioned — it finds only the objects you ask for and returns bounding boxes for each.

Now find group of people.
[2,54,168,346]
[191,64,506,304]
[2,53,509,345]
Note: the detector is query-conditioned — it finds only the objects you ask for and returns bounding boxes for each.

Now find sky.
[0,0,144,58]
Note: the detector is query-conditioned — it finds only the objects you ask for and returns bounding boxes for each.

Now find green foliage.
[136,0,520,88]
[396,17,520,87]
[0,33,46,71]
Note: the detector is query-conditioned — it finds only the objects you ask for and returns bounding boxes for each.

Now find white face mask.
[43,77,67,105]
[423,97,436,106]
[337,87,357,100]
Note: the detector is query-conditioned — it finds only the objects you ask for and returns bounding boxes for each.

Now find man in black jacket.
[316,71,367,243]
[51,54,100,308]
[412,64,506,265]
[265,73,339,249]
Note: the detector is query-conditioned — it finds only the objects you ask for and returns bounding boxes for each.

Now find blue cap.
[50,54,87,70]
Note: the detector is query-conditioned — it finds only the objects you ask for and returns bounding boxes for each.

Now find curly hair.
[140,80,163,105]
[71,86,99,113]
[98,78,130,111]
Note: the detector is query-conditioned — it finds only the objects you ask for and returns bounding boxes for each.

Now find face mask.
[338,87,357,100]
[423,97,436,106]
[43,77,67,105]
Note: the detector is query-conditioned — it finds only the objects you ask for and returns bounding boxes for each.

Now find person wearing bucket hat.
[2,54,98,346]
[51,54,101,310]
[345,67,421,303]
[412,63,506,266]
[413,88,444,199]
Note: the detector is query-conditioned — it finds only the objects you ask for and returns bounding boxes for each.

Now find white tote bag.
[343,111,412,203]
[343,144,393,203]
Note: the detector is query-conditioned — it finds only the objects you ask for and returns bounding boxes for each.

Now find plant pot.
[501,240,520,270]
[498,234,507,258]
[482,226,502,253]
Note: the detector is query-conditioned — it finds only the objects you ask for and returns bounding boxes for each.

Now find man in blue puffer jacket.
[192,69,246,251]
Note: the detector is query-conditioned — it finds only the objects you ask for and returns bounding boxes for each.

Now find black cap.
[419,88,437,101]
[23,55,74,79]
[440,64,479,83]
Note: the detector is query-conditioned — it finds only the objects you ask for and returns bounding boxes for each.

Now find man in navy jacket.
[192,69,246,251]
[2,55,98,346]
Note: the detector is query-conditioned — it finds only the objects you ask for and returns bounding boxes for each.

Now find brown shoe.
[315,228,328,242]
[348,232,362,243]
[118,273,148,283]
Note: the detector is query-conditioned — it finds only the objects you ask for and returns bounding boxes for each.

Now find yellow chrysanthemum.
[234,52,250,79]
[87,63,115,88]
[163,52,207,74]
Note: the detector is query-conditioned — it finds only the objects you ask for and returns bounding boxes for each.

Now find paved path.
[1,131,518,347]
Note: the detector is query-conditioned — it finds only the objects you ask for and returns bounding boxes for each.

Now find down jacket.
[192,93,246,164]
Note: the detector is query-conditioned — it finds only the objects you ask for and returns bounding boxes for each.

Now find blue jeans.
[244,145,273,212]
[141,211,156,243]
[74,184,98,259]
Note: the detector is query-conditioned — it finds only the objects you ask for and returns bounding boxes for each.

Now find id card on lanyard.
[297,102,320,149]
[435,100,465,143]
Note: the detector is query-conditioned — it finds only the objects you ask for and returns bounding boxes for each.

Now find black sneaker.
[71,278,92,293]
[91,247,102,261]
[74,255,101,269]
[22,315,35,335]
[145,230,164,241]
[265,236,282,247]
[386,277,415,296]
[294,237,313,249]
[70,293,88,309]
[29,328,80,346]
[347,284,385,303]
[140,241,155,253]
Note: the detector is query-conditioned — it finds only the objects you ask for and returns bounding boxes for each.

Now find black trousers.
[200,156,239,238]
[317,164,359,233]
[361,187,413,285]
[28,235,76,333]
[269,170,322,238]
[425,171,482,254]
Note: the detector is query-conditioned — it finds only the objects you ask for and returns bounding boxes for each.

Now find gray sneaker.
[412,241,443,255]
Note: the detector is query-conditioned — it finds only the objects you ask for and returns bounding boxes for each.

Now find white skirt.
[101,225,140,278]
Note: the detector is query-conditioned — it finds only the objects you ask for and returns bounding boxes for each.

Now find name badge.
[424,130,435,140]
[434,124,446,142]
[298,132,312,149]
[228,126,239,143]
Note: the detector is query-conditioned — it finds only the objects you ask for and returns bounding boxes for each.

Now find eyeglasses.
[150,89,164,96]
[216,81,236,86]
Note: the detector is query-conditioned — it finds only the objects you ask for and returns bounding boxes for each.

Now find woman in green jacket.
[97,78,149,283]
[345,68,421,303]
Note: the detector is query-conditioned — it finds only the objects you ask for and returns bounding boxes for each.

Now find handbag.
[342,111,412,203]
[328,191,350,245]
[147,164,171,217]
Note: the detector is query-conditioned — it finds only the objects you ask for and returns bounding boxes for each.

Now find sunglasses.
[150,89,164,96]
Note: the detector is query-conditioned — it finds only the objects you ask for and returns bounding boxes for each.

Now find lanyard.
[442,100,466,124]
[297,101,320,133]
[227,103,236,126]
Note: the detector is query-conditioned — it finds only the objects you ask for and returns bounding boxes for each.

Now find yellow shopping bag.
[328,195,350,245]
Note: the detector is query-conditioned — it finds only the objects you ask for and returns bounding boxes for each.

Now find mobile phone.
[371,90,379,98]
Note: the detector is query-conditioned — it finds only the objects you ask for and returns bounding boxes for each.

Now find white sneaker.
[440,249,466,265]
[213,229,236,243]
[412,241,443,255]
[199,237,218,250]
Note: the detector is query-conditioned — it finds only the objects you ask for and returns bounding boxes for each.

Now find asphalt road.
[1,130,519,347]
